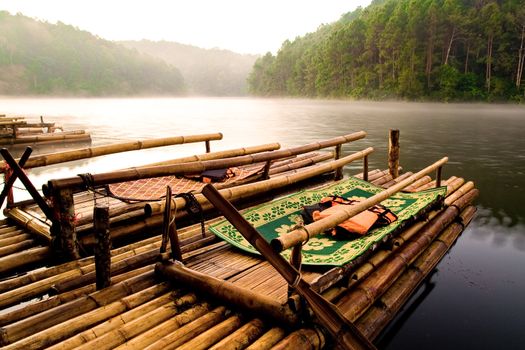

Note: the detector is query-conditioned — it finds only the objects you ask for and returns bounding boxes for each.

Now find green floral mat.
[209,177,446,266]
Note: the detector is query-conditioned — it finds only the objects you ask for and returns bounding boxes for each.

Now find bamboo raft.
[0,130,478,349]
[0,114,91,146]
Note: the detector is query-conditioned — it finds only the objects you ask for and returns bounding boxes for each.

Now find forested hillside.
[121,40,258,96]
[248,0,525,101]
[0,12,185,96]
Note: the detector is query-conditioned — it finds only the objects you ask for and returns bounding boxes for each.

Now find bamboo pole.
[0,265,155,327]
[46,287,176,350]
[0,246,51,275]
[142,306,229,350]
[272,157,449,252]
[0,239,36,257]
[271,328,325,350]
[72,297,204,350]
[0,271,156,346]
[140,143,281,168]
[156,261,298,325]
[388,130,400,178]
[173,315,244,350]
[245,327,287,350]
[207,318,266,350]
[335,189,479,322]
[111,302,215,350]
[7,132,91,144]
[1,282,171,350]
[46,132,367,192]
[355,206,477,340]
[0,133,223,172]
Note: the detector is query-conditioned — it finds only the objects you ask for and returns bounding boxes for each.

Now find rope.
[175,192,206,237]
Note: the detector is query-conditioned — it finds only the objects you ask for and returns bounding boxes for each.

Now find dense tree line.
[248,0,525,102]
[0,12,185,96]
[121,41,258,96]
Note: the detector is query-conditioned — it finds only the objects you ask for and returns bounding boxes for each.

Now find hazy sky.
[1,0,372,54]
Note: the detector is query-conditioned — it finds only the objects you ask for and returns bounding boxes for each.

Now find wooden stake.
[94,204,111,290]
[388,129,400,178]
[363,155,369,182]
[334,144,343,180]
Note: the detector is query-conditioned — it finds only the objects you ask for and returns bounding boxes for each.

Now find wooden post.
[205,140,211,153]
[162,186,183,261]
[363,155,369,182]
[436,166,442,187]
[334,144,343,180]
[94,204,111,290]
[51,188,80,260]
[262,160,272,180]
[388,129,400,178]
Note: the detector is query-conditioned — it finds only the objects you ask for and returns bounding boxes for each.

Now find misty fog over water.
[1,97,524,349]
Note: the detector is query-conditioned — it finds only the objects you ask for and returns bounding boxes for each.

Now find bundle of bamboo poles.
[0,133,225,172]
[45,131,367,193]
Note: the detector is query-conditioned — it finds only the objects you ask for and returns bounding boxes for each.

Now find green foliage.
[0,12,185,96]
[247,0,525,102]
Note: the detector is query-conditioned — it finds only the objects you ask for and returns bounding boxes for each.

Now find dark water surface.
[2,97,524,349]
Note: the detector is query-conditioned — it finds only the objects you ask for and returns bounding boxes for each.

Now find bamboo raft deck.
[0,131,478,349]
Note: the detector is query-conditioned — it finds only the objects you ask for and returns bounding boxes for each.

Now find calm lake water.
[1,97,524,349]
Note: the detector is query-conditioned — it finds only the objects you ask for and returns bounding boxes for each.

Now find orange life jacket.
[301,196,397,237]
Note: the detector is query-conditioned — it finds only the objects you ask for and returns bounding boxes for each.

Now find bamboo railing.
[0,133,224,172]
[45,131,367,193]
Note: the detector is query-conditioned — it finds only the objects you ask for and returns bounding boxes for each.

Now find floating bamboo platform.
[0,114,91,146]
[0,129,478,349]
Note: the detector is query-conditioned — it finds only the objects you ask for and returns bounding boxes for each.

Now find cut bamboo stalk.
[208,318,266,350]
[403,176,431,192]
[112,302,214,350]
[0,233,32,247]
[0,239,36,257]
[0,271,156,346]
[142,306,229,350]
[141,143,281,168]
[272,157,449,252]
[381,172,413,188]
[271,328,325,350]
[0,265,156,327]
[0,246,51,275]
[245,327,287,350]
[355,206,477,340]
[47,287,176,350]
[73,295,202,350]
[1,283,171,350]
[173,315,243,350]
[46,132,367,192]
[268,153,333,176]
[445,181,475,206]
[0,133,223,172]
[156,261,298,325]
[336,189,479,321]
[52,248,161,294]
